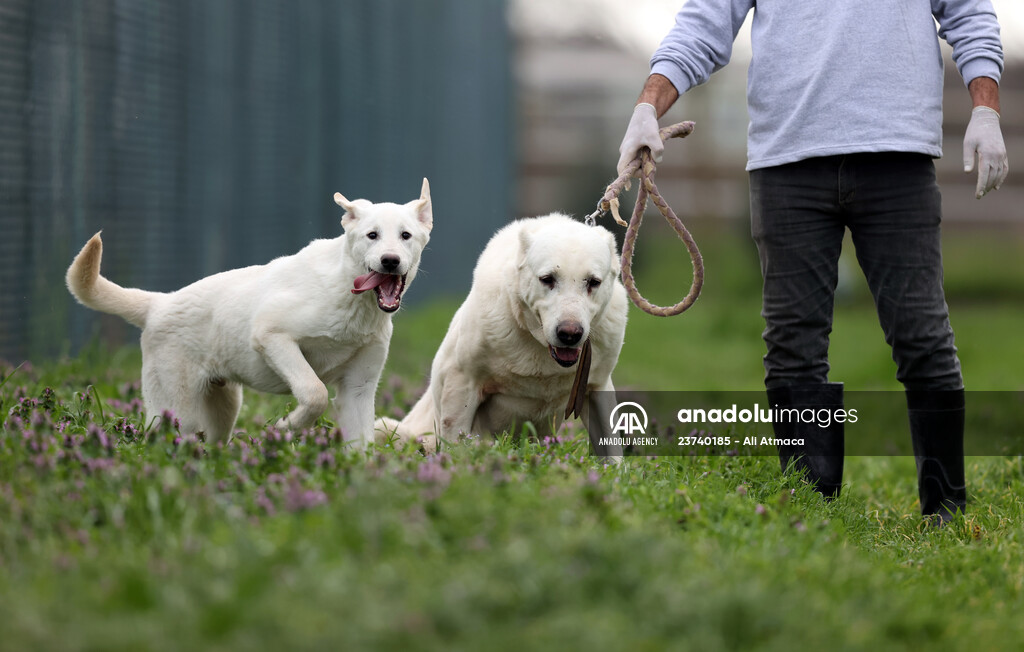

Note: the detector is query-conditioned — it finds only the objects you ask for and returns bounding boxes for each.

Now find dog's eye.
[587,278,602,292]
[539,275,555,288]
[367,231,378,240]
[401,231,412,240]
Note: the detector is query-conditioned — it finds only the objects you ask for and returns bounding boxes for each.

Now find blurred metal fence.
[0,0,513,362]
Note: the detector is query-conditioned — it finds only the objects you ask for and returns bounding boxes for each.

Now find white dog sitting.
[66,180,433,447]
[378,213,628,450]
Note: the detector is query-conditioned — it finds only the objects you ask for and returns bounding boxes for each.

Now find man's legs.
[843,153,966,520]
[750,157,847,497]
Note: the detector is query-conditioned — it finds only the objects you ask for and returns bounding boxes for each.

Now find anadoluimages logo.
[610,401,648,435]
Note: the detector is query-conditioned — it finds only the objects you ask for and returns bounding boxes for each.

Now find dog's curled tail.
[66,233,154,329]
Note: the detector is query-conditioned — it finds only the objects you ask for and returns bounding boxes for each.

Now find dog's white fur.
[378,213,628,450]
[66,180,433,447]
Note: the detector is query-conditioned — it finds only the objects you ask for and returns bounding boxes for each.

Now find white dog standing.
[66,180,433,448]
[378,213,628,450]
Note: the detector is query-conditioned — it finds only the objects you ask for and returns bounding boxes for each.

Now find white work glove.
[963,106,1009,199]
[617,103,663,177]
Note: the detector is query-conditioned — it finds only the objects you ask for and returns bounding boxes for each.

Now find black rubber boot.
[766,383,845,499]
[907,389,966,523]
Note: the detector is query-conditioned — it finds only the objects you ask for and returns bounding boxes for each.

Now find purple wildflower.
[87,423,112,451]
[416,459,452,487]
[255,487,276,515]
[317,451,336,469]
[284,483,327,512]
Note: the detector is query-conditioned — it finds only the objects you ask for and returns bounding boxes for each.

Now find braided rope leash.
[566,121,702,420]
[588,120,703,316]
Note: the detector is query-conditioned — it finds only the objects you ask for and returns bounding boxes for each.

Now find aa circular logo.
[610,401,648,435]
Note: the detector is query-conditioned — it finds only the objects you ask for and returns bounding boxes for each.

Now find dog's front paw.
[416,434,438,455]
[373,417,401,445]
[274,415,309,434]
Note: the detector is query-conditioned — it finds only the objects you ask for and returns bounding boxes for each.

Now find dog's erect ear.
[411,178,432,231]
[335,193,373,229]
[334,192,356,227]
[334,192,353,212]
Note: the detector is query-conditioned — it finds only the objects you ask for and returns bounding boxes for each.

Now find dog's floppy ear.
[605,230,621,277]
[411,178,432,231]
[517,226,533,270]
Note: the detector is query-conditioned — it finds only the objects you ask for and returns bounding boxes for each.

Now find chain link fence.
[0,0,513,362]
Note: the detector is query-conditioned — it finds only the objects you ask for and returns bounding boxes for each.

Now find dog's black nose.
[556,321,584,346]
[380,255,400,272]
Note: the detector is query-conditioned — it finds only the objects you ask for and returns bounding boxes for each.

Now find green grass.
[1,224,1023,651]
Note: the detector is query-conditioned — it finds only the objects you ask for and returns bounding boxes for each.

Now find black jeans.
[749,153,963,392]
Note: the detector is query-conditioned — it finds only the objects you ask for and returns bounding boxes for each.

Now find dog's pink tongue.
[352,271,388,294]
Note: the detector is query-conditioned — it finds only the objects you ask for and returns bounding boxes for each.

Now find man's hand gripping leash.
[567,121,704,420]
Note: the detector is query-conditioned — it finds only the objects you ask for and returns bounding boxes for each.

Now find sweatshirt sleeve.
[649,0,755,95]
[932,0,1004,86]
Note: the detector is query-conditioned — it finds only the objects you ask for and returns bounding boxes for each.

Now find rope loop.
[593,121,703,317]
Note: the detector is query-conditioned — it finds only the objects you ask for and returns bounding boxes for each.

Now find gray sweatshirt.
[650,0,1004,170]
